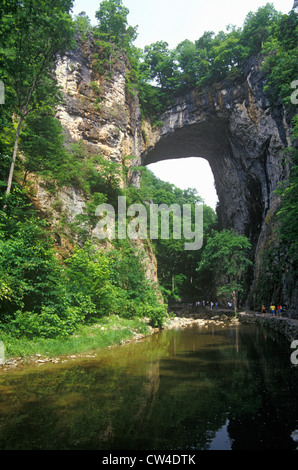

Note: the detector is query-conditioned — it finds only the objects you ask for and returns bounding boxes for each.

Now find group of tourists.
[195,300,236,311]
[195,300,220,310]
[260,303,284,316]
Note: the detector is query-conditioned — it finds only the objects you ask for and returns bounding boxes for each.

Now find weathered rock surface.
[32,39,158,283]
[55,40,143,163]
[141,57,292,245]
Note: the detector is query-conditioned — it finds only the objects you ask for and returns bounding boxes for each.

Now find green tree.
[197,229,252,314]
[209,27,246,80]
[240,3,282,55]
[193,32,215,87]
[134,168,217,302]
[74,11,92,41]
[142,41,177,90]
[19,111,69,181]
[0,218,65,319]
[262,10,298,106]
[0,0,75,200]
[95,0,137,49]
[138,41,178,119]
[65,242,114,319]
[175,40,198,91]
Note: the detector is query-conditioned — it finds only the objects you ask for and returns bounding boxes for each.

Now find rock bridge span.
[140,57,291,248]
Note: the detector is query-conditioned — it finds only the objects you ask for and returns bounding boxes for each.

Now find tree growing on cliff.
[196,229,252,314]
[240,3,282,54]
[74,11,92,41]
[95,0,137,50]
[0,0,75,203]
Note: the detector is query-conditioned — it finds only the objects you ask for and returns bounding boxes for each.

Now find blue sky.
[71,0,294,209]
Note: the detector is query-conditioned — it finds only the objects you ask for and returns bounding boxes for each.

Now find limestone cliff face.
[55,39,142,165]
[32,39,157,282]
[33,40,295,312]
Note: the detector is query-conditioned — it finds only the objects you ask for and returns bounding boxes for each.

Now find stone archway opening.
[141,116,266,247]
[138,56,290,259]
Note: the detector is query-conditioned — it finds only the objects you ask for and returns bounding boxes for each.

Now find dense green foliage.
[95,0,137,49]
[134,168,218,301]
[275,116,298,262]
[197,229,252,313]
[0,0,75,198]
[0,0,169,341]
[0,189,166,338]
[262,9,298,106]
[127,3,296,121]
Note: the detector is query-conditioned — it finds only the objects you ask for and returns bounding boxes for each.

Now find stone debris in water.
[164,315,239,330]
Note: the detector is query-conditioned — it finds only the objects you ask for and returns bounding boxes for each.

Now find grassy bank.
[0,316,152,363]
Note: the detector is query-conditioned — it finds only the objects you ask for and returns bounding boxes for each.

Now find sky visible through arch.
[71,0,294,209]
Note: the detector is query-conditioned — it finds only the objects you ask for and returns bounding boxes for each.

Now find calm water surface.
[0,323,297,450]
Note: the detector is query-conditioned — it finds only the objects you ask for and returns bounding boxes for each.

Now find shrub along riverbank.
[0,316,153,368]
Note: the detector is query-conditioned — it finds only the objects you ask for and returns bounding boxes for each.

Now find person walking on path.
[261,305,266,315]
[270,304,276,315]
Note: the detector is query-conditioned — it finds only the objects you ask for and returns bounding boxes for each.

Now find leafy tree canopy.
[0,0,75,199]
[197,229,252,312]
[95,0,138,49]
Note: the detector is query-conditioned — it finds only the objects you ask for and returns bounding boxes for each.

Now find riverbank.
[0,316,150,371]
[1,310,297,371]
[0,313,239,371]
[238,311,298,342]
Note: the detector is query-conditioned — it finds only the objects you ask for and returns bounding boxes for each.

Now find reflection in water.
[209,420,233,450]
[0,324,297,450]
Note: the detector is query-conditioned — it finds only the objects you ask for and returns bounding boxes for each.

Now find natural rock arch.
[140,57,291,251]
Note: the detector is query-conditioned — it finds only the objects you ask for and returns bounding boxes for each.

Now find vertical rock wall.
[32,38,158,283]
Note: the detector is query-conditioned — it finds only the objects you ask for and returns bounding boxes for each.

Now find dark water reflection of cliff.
[0,323,297,450]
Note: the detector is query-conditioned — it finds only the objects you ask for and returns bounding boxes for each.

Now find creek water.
[0,323,297,450]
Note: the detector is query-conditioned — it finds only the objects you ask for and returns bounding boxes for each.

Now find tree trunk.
[6,116,23,198]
